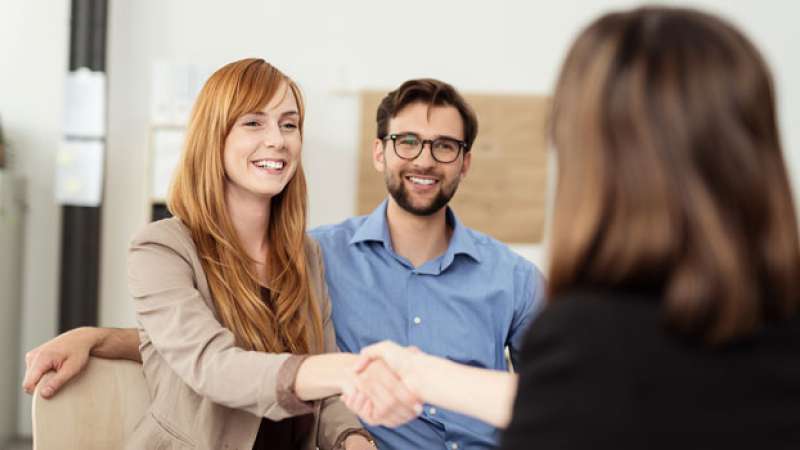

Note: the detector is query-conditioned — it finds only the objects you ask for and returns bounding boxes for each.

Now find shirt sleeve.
[128,223,313,421]
[507,262,547,368]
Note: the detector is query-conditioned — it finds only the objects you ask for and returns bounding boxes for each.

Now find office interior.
[1,0,798,448]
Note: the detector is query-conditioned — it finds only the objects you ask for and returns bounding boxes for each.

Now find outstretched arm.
[23,327,141,398]
[350,341,518,429]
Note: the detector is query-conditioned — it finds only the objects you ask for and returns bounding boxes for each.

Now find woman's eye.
[243,120,261,127]
[281,123,298,130]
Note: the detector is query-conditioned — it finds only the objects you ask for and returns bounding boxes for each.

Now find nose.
[412,141,437,169]
[262,120,285,150]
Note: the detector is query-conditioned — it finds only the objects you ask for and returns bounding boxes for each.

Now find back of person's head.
[169,58,322,354]
[548,6,800,344]
[376,78,479,151]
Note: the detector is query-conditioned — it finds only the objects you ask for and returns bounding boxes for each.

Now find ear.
[459,150,472,179]
[372,138,387,173]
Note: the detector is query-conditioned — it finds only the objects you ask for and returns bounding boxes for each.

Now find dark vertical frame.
[58,0,108,331]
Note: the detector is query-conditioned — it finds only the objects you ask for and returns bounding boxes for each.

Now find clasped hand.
[341,341,424,428]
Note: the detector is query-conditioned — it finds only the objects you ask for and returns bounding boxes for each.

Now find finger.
[352,354,373,374]
[345,390,374,425]
[40,357,84,398]
[351,391,370,417]
[25,349,38,369]
[22,354,57,394]
[389,380,424,417]
[361,342,407,374]
[360,341,392,359]
[357,373,416,426]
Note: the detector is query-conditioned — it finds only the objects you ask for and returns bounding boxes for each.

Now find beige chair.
[32,357,150,450]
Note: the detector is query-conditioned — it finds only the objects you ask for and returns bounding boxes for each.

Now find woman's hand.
[356,341,423,391]
[22,327,100,398]
[341,356,422,427]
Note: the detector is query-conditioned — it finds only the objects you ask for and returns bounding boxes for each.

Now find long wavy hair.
[548,7,800,344]
[168,58,323,353]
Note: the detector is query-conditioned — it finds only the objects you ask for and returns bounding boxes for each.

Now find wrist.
[72,327,104,353]
[296,353,359,400]
[402,351,430,396]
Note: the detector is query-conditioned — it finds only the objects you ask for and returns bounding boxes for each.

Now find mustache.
[399,168,441,178]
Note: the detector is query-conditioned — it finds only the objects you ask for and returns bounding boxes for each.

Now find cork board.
[357,92,550,243]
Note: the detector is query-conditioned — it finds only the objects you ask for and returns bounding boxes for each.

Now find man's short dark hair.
[376,79,478,151]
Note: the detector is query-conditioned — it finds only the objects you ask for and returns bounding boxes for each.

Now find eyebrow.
[394,131,463,141]
[243,110,299,118]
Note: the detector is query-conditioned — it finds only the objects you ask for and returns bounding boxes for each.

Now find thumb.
[40,357,86,398]
[352,354,373,374]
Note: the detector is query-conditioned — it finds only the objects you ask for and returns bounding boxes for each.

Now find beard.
[384,168,461,216]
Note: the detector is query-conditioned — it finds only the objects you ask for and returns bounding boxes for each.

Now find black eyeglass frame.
[381,133,469,164]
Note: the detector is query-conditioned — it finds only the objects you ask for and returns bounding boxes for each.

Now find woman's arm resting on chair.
[23,327,141,398]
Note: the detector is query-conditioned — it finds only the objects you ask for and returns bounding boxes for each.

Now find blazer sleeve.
[128,221,313,421]
[304,239,371,450]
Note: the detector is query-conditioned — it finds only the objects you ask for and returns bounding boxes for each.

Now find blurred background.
[1,0,798,448]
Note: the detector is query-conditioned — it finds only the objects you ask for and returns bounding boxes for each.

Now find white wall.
[98,0,800,330]
[0,0,70,437]
[2,0,798,437]
[0,172,25,449]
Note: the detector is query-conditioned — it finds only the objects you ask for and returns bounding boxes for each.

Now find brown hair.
[548,7,800,344]
[168,58,323,353]
[376,78,479,150]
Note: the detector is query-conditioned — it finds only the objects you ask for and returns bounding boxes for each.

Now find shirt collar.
[349,199,392,246]
[350,199,482,265]
[442,207,482,266]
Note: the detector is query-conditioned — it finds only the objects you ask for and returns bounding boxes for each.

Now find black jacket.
[501,288,800,450]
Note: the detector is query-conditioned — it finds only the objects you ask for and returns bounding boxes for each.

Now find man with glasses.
[23,79,544,450]
[311,79,544,449]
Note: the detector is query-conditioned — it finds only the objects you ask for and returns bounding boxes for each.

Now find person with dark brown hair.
[347,5,800,449]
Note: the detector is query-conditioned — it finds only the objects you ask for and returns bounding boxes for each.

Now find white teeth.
[409,176,435,185]
[254,160,284,169]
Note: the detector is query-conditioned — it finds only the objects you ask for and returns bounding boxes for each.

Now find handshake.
[339,341,427,428]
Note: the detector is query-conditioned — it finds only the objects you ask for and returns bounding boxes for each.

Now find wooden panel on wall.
[357,91,550,243]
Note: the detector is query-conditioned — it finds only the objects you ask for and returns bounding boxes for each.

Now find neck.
[225,186,271,263]
[385,198,452,268]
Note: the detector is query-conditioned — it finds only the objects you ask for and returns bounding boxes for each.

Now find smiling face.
[373,101,471,216]
[223,83,301,204]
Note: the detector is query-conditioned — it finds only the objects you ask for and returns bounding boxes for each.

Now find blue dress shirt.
[310,200,545,450]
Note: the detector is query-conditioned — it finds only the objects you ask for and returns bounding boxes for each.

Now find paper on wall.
[54,139,104,206]
[151,128,185,201]
[63,68,106,138]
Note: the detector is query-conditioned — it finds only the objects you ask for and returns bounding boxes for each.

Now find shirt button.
[451,444,459,450]
[413,316,422,325]
[429,407,437,415]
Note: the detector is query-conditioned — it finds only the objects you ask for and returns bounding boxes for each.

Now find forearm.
[294,353,358,401]
[82,327,142,363]
[411,354,518,428]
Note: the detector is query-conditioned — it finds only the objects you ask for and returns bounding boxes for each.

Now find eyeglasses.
[382,133,468,164]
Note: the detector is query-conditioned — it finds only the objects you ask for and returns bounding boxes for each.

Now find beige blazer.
[125,217,364,450]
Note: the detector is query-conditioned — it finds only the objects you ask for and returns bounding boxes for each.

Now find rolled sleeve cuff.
[275,354,315,415]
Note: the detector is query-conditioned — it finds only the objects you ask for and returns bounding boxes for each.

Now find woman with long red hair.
[119,58,415,449]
